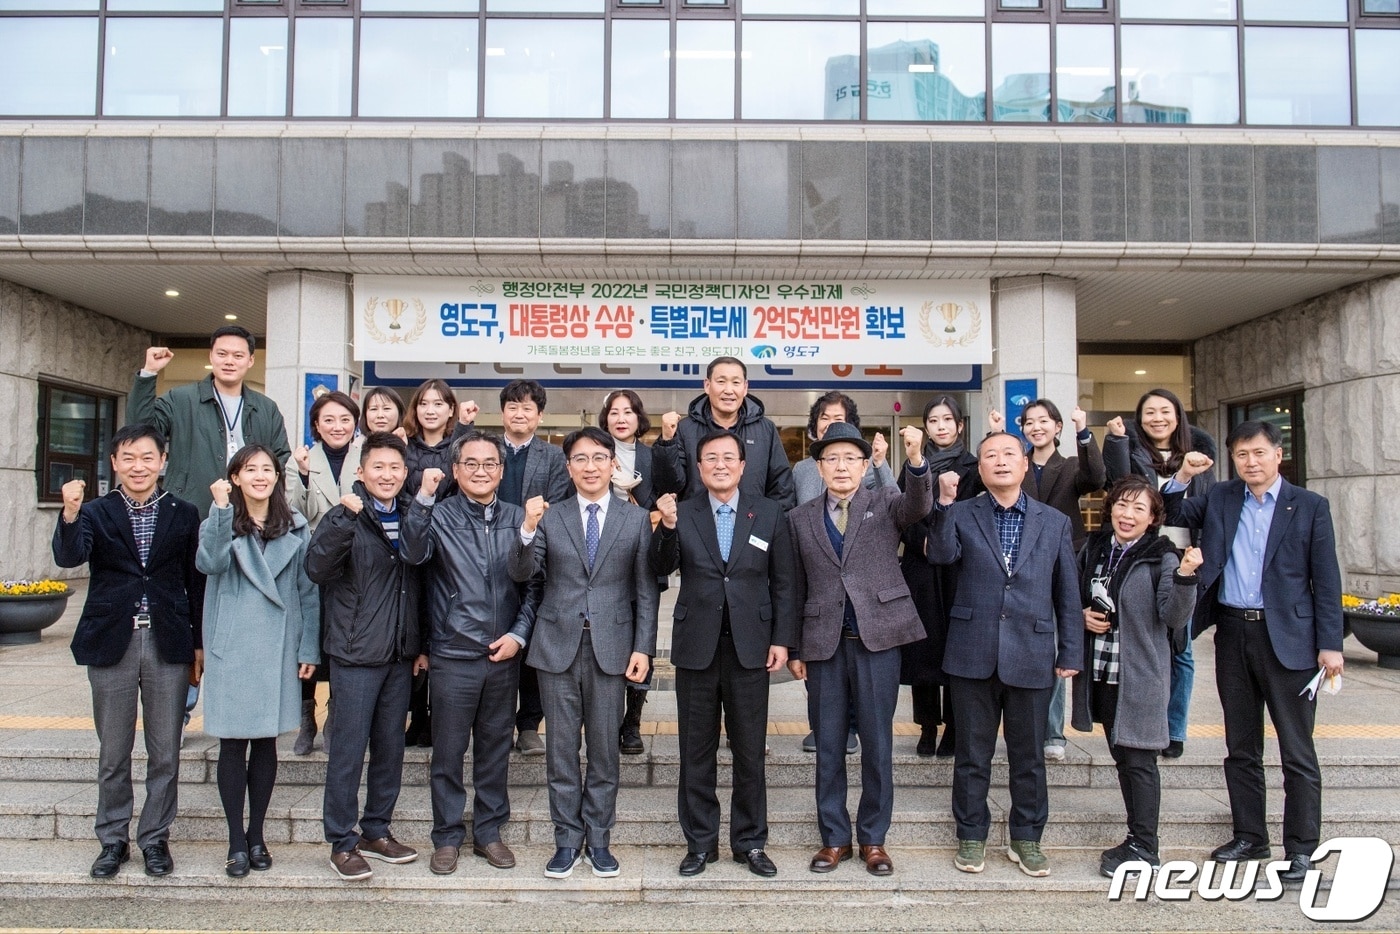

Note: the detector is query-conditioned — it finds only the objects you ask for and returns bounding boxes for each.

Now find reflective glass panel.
[103,18,221,116]
[1357,30,1400,126]
[677,20,735,119]
[1242,0,1346,20]
[487,0,602,10]
[865,22,984,121]
[0,18,96,115]
[362,0,476,8]
[610,19,669,119]
[0,0,96,9]
[1063,0,1107,8]
[743,0,858,12]
[1244,27,1349,125]
[293,18,353,116]
[107,0,221,9]
[1120,25,1239,124]
[992,23,1048,122]
[866,0,982,12]
[743,21,858,120]
[359,19,477,117]
[1000,0,1042,7]
[1120,0,1234,17]
[1363,0,1400,11]
[227,17,287,117]
[484,20,603,118]
[1055,24,1114,122]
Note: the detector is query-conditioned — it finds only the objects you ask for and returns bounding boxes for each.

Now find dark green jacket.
[128,373,291,517]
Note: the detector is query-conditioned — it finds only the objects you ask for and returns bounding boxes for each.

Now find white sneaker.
[1043,744,1066,762]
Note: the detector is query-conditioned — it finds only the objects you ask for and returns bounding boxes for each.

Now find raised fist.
[1178,451,1214,480]
[293,445,312,474]
[1072,406,1087,433]
[871,431,888,467]
[900,426,926,467]
[660,411,680,441]
[340,493,364,514]
[61,479,85,521]
[937,470,961,505]
[522,495,548,533]
[988,408,1005,432]
[655,493,678,529]
[419,468,445,498]
[1179,546,1203,576]
[210,479,233,509]
[144,347,174,374]
[1106,416,1126,437]
[459,400,479,425]
[392,427,409,442]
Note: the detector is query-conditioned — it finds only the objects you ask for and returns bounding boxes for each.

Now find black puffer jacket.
[652,393,797,510]
[1103,422,1218,500]
[304,482,421,666]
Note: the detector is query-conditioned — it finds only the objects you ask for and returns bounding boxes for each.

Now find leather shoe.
[1280,853,1312,884]
[91,842,129,878]
[473,840,516,869]
[808,844,853,873]
[859,844,893,876]
[429,846,460,875]
[225,852,250,878]
[544,847,582,879]
[1210,838,1272,862]
[142,841,174,877]
[248,844,272,871]
[678,851,716,876]
[734,848,777,878]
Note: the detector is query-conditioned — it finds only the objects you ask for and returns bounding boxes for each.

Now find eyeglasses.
[819,454,867,467]
[699,453,741,465]
[457,460,501,472]
[568,453,614,467]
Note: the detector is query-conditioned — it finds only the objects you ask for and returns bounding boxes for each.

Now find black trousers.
[1214,611,1322,854]
[1092,682,1161,855]
[675,632,770,854]
[949,673,1051,842]
[516,658,544,732]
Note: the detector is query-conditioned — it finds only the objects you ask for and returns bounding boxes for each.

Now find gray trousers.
[323,659,412,853]
[429,654,520,849]
[537,631,626,850]
[87,628,188,849]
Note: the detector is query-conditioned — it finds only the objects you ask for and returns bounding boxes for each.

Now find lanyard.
[220,393,245,460]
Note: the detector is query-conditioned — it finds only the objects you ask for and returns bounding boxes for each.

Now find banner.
[353,275,991,367]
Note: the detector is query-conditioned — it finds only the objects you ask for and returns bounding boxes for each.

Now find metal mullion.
[732,8,741,118]
[602,0,611,117]
[476,4,485,119]
[95,1,107,116]
[1048,2,1058,121]
[285,9,296,116]
[1349,5,1358,125]
[984,9,993,122]
[1112,2,1120,124]
[349,7,359,117]
[221,2,231,116]
[1235,2,1245,124]
[858,1,865,121]
[669,1,677,120]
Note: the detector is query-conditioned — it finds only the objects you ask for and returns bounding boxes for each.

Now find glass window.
[1357,31,1400,126]
[1055,24,1114,122]
[743,0,858,12]
[37,382,115,503]
[0,0,96,8]
[106,0,221,8]
[103,18,221,116]
[619,0,663,4]
[610,19,669,118]
[1120,0,1234,17]
[484,19,603,118]
[999,0,1042,7]
[487,0,601,9]
[1363,0,1400,11]
[1120,25,1239,124]
[742,21,857,120]
[864,22,984,121]
[293,18,353,116]
[1228,393,1303,485]
[227,17,287,117]
[677,19,734,119]
[1242,0,1346,20]
[1063,0,1106,8]
[992,23,1048,122]
[867,0,981,12]
[1244,27,1349,125]
[362,0,476,8]
[0,18,97,115]
[359,19,477,117]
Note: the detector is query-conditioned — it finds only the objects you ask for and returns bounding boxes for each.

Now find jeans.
[1167,638,1194,744]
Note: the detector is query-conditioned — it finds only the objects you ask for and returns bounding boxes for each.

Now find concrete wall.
[1194,273,1400,597]
[0,279,150,580]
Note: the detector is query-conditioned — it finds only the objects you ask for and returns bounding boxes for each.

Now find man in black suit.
[52,425,205,879]
[650,430,797,878]
[1165,419,1343,883]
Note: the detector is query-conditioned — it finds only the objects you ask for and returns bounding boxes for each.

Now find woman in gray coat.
[198,444,320,878]
[1071,475,1200,879]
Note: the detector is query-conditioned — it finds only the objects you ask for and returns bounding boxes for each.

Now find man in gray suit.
[509,425,658,880]
[786,422,932,877]
[926,432,1082,878]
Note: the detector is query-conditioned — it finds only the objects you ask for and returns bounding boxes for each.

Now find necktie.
[716,504,734,563]
[835,498,849,536]
[585,502,600,571]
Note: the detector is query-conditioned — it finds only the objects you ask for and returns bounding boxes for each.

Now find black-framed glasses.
[457,460,502,472]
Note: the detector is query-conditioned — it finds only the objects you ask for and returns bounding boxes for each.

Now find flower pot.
[1345,610,1400,670]
[0,593,70,645]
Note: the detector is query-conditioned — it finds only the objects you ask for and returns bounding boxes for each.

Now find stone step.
[2,780,1395,850]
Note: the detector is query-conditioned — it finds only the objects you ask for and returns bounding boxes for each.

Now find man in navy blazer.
[926,432,1082,878]
[52,424,205,880]
[1164,419,1343,882]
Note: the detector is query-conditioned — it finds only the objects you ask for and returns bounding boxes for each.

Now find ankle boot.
[619,687,646,755]
[293,699,317,756]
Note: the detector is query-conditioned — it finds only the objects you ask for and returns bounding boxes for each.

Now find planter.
[0,592,70,645]
[1345,610,1400,670]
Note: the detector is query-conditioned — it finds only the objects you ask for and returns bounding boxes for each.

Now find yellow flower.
[0,579,70,597]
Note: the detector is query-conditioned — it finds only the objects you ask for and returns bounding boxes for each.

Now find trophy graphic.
[936,302,961,334]
[383,297,408,331]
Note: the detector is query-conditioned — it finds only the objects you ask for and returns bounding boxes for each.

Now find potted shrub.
[1343,593,1400,670]
[0,579,71,645]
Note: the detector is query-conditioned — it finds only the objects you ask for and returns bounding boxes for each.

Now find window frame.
[35,378,117,506]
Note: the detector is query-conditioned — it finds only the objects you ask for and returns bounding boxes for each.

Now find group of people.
[54,325,1344,889]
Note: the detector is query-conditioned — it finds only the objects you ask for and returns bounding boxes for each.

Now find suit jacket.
[1022,435,1106,549]
[1164,477,1343,671]
[53,490,205,668]
[508,494,659,676]
[787,467,933,661]
[285,438,363,533]
[509,436,574,506]
[927,495,1083,690]
[651,494,797,671]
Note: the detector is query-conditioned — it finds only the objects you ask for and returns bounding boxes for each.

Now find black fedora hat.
[810,421,872,460]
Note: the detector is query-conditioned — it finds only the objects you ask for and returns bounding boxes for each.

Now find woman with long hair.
[1104,388,1217,759]
[197,444,319,878]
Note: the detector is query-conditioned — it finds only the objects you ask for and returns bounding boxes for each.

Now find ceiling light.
[1134,369,1147,376]
[164,289,179,297]
[224,314,238,320]
[1113,319,1133,327]
[204,365,213,370]
[1159,298,1179,305]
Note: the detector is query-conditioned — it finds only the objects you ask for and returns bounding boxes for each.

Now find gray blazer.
[508,494,659,676]
[285,438,362,533]
[517,437,574,505]
[787,467,933,661]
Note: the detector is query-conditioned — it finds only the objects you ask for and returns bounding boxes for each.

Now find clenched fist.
[459,400,479,425]
[144,347,174,374]
[1072,406,1087,434]
[871,431,888,467]
[660,411,680,441]
[392,427,409,442]
[987,408,1005,432]
[1176,451,1214,483]
[61,479,86,522]
[210,479,233,509]
[900,425,926,468]
[937,470,961,505]
[1179,546,1203,576]
[293,445,312,474]
[419,468,445,498]
[340,493,364,514]
[522,495,548,533]
[1106,416,1126,437]
[655,493,678,529]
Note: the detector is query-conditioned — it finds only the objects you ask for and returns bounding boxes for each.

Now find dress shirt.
[517,490,610,545]
[993,491,1029,573]
[1220,474,1282,609]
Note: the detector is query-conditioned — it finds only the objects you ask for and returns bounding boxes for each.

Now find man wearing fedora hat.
[785,422,932,877]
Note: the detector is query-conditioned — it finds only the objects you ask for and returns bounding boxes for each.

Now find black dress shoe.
[91,842,129,878]
[1279,853,1312,883]
[916,727,938,758]
[1210,838,1272,862]
[225,852,251,878]
[142,841,174,877]
[248,844,272,871]
[734,848,778,877]
[678,851,717,876]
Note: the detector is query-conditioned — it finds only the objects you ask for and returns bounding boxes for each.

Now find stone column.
[263,271,360,450]
[981,275,1078,430]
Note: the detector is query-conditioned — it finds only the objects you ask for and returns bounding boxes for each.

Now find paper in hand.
[1299,667,1342,700]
